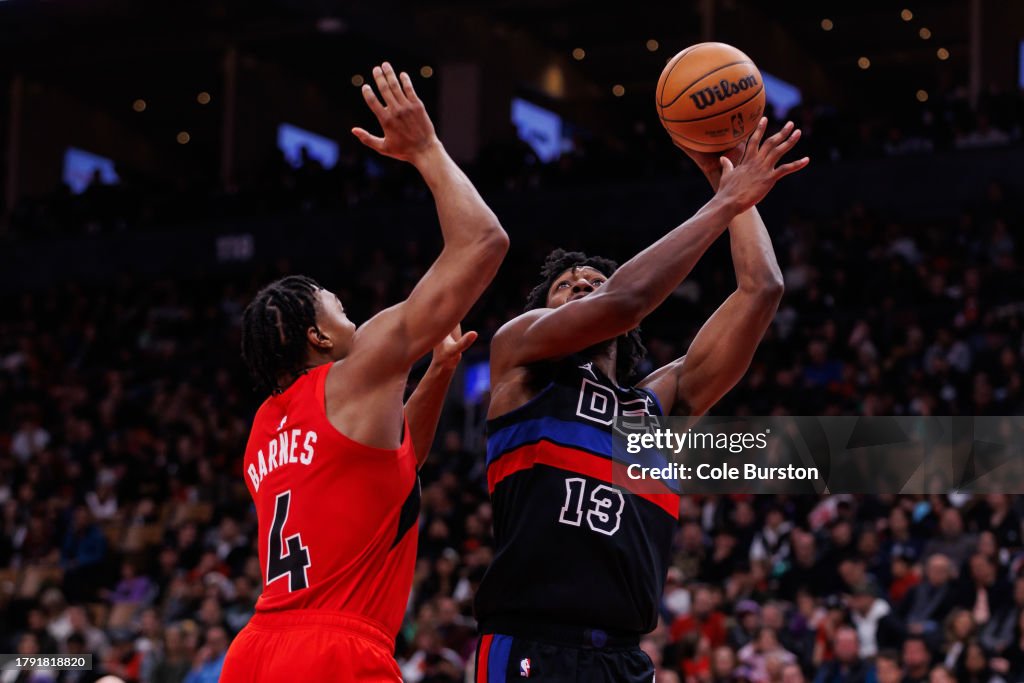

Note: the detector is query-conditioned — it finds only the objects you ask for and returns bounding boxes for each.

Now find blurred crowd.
[3,81,1022,241]
[1,92,1022,682]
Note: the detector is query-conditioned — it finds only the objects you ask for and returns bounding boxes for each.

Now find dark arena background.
[1,1,1024,681]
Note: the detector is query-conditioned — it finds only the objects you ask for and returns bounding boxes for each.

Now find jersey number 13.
[558,477,624,536]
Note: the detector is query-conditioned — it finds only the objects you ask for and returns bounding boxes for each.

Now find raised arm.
[348,63,508,376]
[491,118,805,375]
[640,122,805,416]
[640,208,784,416]
[405,326,477,467]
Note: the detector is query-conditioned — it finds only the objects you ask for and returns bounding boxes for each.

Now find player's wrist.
[409,138,446,170]
[707,192,742,221]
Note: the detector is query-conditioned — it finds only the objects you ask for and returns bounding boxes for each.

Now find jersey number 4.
[267,490,311,591]
[558,478,624,536]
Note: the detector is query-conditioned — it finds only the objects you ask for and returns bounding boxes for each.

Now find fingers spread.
[351,127,385,152]
[382,62,405,106]
[360,84,385,117]
[770,128,802,164]
[399,72,420,103]
[763,121,794,151]
[373,65,397,108]
[748,117,768,151]
[773,156,810,179]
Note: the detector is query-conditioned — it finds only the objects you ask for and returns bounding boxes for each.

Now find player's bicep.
[674,290,777,416]
[336,305,413,387]
[395,240,504,361]
[492,291,643,370]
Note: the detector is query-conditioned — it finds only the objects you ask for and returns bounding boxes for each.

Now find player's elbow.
[760,276,785,304]
[744,276,784,308]
[476,221,510,265]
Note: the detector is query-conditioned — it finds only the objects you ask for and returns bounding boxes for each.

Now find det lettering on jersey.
[247,428,318,492]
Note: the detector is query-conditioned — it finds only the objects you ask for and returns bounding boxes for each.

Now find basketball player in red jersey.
[220,62,508,682]
[474,119,807,681]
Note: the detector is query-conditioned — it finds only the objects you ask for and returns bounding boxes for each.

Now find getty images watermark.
[624,426,819,482]
[611,416,1024,494]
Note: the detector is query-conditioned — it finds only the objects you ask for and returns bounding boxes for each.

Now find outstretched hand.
[351,61,441,165]
[676,141,747,192]
[432,324,478,371]
[714,118,809,212]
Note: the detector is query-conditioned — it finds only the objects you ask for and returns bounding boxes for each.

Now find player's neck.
[276,351,337,391]
[582,341,618,384]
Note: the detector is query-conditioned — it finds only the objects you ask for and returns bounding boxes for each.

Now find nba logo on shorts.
[519,657,531,678]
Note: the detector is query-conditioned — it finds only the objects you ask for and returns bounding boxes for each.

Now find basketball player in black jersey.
[473,118,808,682]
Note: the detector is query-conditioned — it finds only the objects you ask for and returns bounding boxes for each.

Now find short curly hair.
[524,248,646,383]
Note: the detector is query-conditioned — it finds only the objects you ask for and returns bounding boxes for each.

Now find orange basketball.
[656,42,766,153]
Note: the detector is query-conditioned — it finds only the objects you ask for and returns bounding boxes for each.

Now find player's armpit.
[641,286,781,417]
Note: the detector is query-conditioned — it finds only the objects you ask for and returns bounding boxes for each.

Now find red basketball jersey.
[241,362,420,640]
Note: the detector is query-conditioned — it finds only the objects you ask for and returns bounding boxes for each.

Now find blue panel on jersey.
[487,417,672,473]
[488,417,609,463]
[488,634,513,683]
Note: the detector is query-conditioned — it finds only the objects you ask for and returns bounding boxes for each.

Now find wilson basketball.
[656,42,766,153]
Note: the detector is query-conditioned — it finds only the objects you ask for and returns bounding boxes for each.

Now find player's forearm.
[405,360,457,467]
[727,207,784,297]
[413,143,508,254]
[601,195,739,322]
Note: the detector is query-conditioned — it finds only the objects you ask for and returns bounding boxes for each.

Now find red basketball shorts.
[220,609,401,682]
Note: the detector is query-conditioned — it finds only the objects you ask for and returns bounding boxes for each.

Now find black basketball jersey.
[474,355,681,638]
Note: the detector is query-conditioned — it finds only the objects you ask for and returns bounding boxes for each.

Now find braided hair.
[524,248,647,384]
[241,275,323,395]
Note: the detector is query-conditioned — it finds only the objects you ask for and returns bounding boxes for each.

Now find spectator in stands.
[899,554,957,645]
[710,645,738,683]
[672,585,728,650]
[902,636,933,683]
[737,627,798,682]
[928,665,956,683]
[847,583,890,658]
[400,627,463,683]
[730,600,762,650]
[782,662,807,683]
[872,649,901,683]
[980,575,1024,657]
[182,626,227,683]
[956,640,1006,683]
[148,624,192,683]
[958,553,1009,627]
[60,508,108,602]
[812,626,867,683]
[923,509,976,567]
